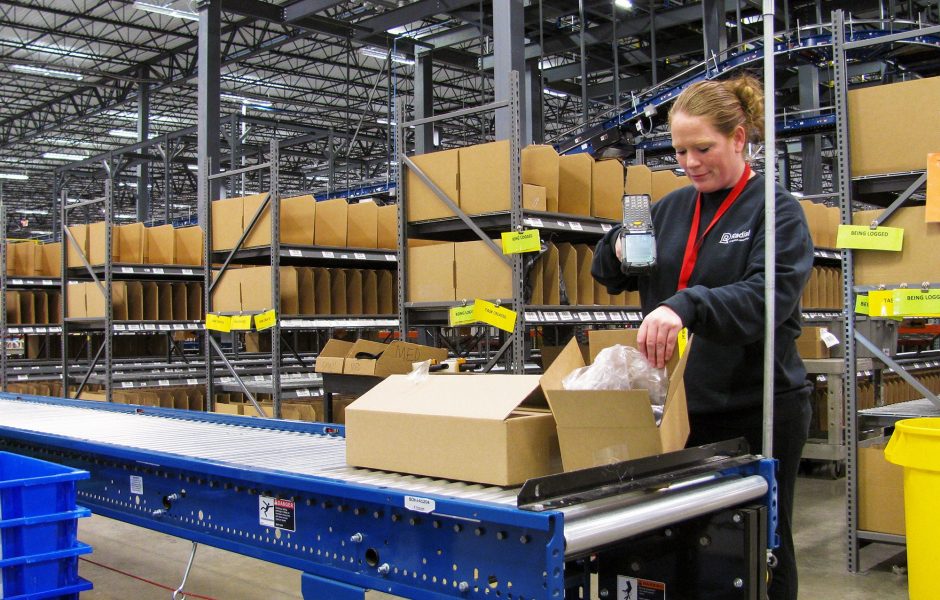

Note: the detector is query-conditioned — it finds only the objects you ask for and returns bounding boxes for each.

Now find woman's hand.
[613,234,623,261]
[637,305,683,369]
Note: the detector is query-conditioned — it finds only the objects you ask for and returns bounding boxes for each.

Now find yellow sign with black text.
[835,225,904,251]
[230,315,253,330]
[501,229,542,254]
[254,309,277,331]
[472,299,517,333]
[205,313,232,333]
[855,294,869,315]
[891,289,940,317]
[448,305,477,327]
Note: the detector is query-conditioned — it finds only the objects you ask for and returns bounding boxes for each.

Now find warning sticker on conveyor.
[259,496,295,532]
[615,575,665,600]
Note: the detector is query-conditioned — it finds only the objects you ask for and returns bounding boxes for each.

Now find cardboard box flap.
[346,339,388,359]
[319,338,354,358]
[539,338,587,391]
[547,389,657,429]
[587,329,681,374]
[349,374,546,420]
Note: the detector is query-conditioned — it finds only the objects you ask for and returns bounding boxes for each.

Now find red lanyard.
[676,164,751,291]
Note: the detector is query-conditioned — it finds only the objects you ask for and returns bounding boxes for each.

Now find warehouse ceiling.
[0,0,939,237]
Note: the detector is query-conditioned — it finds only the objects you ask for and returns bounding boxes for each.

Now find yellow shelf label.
[835,225,904,251]
[472,299,517,333]
[867,290,894,317]
[254,309,277,331]
[855,294,869,315]
[677,327,689,358]
[205,313,232,333]
[501,229,541,254]
[448,305,477,327]
[230,315,253,330]
[891,289,940,317]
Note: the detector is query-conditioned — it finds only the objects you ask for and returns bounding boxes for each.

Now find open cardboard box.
[314,339,354,374]
[345,374,560,486]
[539,329,690,472]
[344,340,447,377]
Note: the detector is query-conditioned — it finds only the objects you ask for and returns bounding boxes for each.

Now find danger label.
[616,575,665,600]
[259,496,296,532]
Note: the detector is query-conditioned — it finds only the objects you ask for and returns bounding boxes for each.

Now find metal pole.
[270,139,282,418]
[104,174,114,404]
[0,204,7,392]
[612,0,620,110]
[579,0,589,126]
[762,0,777,460]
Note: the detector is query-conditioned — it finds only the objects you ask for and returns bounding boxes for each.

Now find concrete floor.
[77,474,910,599]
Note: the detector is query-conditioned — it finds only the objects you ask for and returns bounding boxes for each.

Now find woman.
[591,74,813,600]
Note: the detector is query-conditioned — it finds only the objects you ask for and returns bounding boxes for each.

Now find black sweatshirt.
[592,174,814,417]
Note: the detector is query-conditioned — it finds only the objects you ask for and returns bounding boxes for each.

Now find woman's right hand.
[613,233,623,261]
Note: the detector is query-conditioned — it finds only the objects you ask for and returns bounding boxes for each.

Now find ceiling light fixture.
[15,209,49,215]
[359,46,415,66]
[42,152,86,161]
[543,88,567,98]
[133,1,199,21]
[109,129,138,138]
[10,64,83,81]
[614,0,633,9]
[0,173,28,180]
[221,94,273,108]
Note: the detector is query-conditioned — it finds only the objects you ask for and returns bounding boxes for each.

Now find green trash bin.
[885,417,940,600]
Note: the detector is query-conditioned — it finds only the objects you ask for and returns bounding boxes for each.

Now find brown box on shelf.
[315,338,355,374]
[406,148,460,222]
[849,76,940,177]
[146,224,176,265]
[33,291,48,325]
[541,242,561,305]
[376,205,398,250]
[126,282,143,321]
[345,269,363,315]
[651,170,679,203]
[240,266,299,314]
[297,268,315,315]
[87,222,119,266]
[407,242,456,302]
[592,159,624,221]
[523,184,547,212]
[10,242,37,276]
[211,195,247,252]
[186,282,202,320]
[858,442,906,536]
[575,245,594,305]
[345,340,447,378]
[172,283,188,321]
[347,201,378,249]
[345,374,560,486]
[797,326,831,359]
[65,224,89,269]
[175,226,203,266]
[540,329,690,472]
[330,268,347,315]
[243,194,317,248]
[459,140,510,216]
[929,152,940,222]
[557,243,578,305]
[558,153,592,216]
[210,271,241,313]
[377,270,395,314]
[529,251,544,305]
[313,268,331,315]
[39,243,62,277]
[117,223,147,263]
[362,270,378,315]
[455,240,511,301]
[854,206,940,285]
[141,282,158,320]
[5,291,19,324]
[65,282,85,318]
[18,291,34,324]
[625,164,653,197]
[522,144,560,212]
[594,280,609,306]
[314,198,348,248]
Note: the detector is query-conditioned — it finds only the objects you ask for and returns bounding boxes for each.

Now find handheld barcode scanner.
[619,193,657,274]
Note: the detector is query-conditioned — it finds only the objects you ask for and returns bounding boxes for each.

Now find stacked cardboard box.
[5,241,61,276]
[802,266,841,310]
[66,223,204,267]
[798,201,840,249]
[314,338,447,377]
[4,290,61,324]
[212,266,396,316]
[853,206,940,286]
[66,281,203,320]
[622,165,691,203]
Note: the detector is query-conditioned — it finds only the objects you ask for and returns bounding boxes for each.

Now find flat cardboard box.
[315,339,355,373]
[175,226,203,266]
[211,195,249,252]
[557,243,578,305]
[523,184,547,212]
[117,223,147,263]
[211,270,241,313]
[362,270,379,314]
[575,245,594,305]
[377,270,395,314]
[592,159,624,220]
[66,224,89,269]
[455,240,511,301]
[651,170,679,202]
[407,242,456,302]
[558,154,592,216]
[5,291,19,324]
[345,269,363,315]
[854,206,940,286]
[529,250,544,304]
[297,268,316,315]
[522,145,560,212]
[539,329,690,472]
[330,268,347,315]
[858,443,906,536]
[459,140,510,215]
[314,198,348,248]
[146,225,176,265]
[127,282,144,321]
[313,268,331,314]
[347,201,378,249]
[40,243,62,278]
[244,194,316,248]
[88,222,119,266]
[376,205,398,250]
[406,148,460,222]
[186,282,202,320]
[345,374,560,485]
[625,164,653,197]
[797,326,830,359]
[849,76,940,177]
[65,282,85,318]
[240,266,299,314]
[11,242,37,276]
[542,242,561,305]
[345,340,447,378]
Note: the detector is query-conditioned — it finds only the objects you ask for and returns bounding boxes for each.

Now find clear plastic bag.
[407,359,432,384]
[561,344,669,407]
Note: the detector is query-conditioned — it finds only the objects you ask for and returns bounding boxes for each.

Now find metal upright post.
[204,159,215,413]
[762,0,777,462]
[60,188,69,397]
[832,9,862,573]
[270,139,282,418]
[104,173,114,404]
[1,204,7,392]
[396,102,408,342]
[508,71,525,373]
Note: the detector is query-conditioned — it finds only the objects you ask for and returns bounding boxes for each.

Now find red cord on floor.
[80,557,220,600]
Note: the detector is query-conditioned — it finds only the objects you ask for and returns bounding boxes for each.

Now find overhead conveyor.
[557,23,940,157]
[0,393,776,599]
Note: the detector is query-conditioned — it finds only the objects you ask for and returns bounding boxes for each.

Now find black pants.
[686,394,811,600]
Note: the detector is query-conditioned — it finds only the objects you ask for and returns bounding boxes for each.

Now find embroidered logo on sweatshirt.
[719,229,751,244]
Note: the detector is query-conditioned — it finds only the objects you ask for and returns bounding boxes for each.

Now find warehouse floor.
[77,474,909,599]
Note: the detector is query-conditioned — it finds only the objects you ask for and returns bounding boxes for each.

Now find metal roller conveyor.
[0,393,775,599]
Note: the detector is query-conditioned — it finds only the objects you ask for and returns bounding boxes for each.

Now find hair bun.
[726,74,764,142]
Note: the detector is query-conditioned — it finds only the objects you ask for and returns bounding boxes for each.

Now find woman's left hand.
[637,306,683,369]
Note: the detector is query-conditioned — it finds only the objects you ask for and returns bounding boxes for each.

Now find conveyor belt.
[0,397,520,506]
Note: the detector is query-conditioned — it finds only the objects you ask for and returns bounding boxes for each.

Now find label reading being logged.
[230,315,253,330]
[254,309,277,331]
[501,229,541,254]
[855,294,869,315]
[891,289,940,317]
[448,305,476,327]
[835,225,904,251]
[472,299,517,333]
[205,313,232,332]
[404,495,436,514]
[129,475,144,495]
[259,496,296,532]
[616,575,665,600]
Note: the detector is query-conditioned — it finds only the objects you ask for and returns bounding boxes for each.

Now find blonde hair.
[668,74,764,143]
